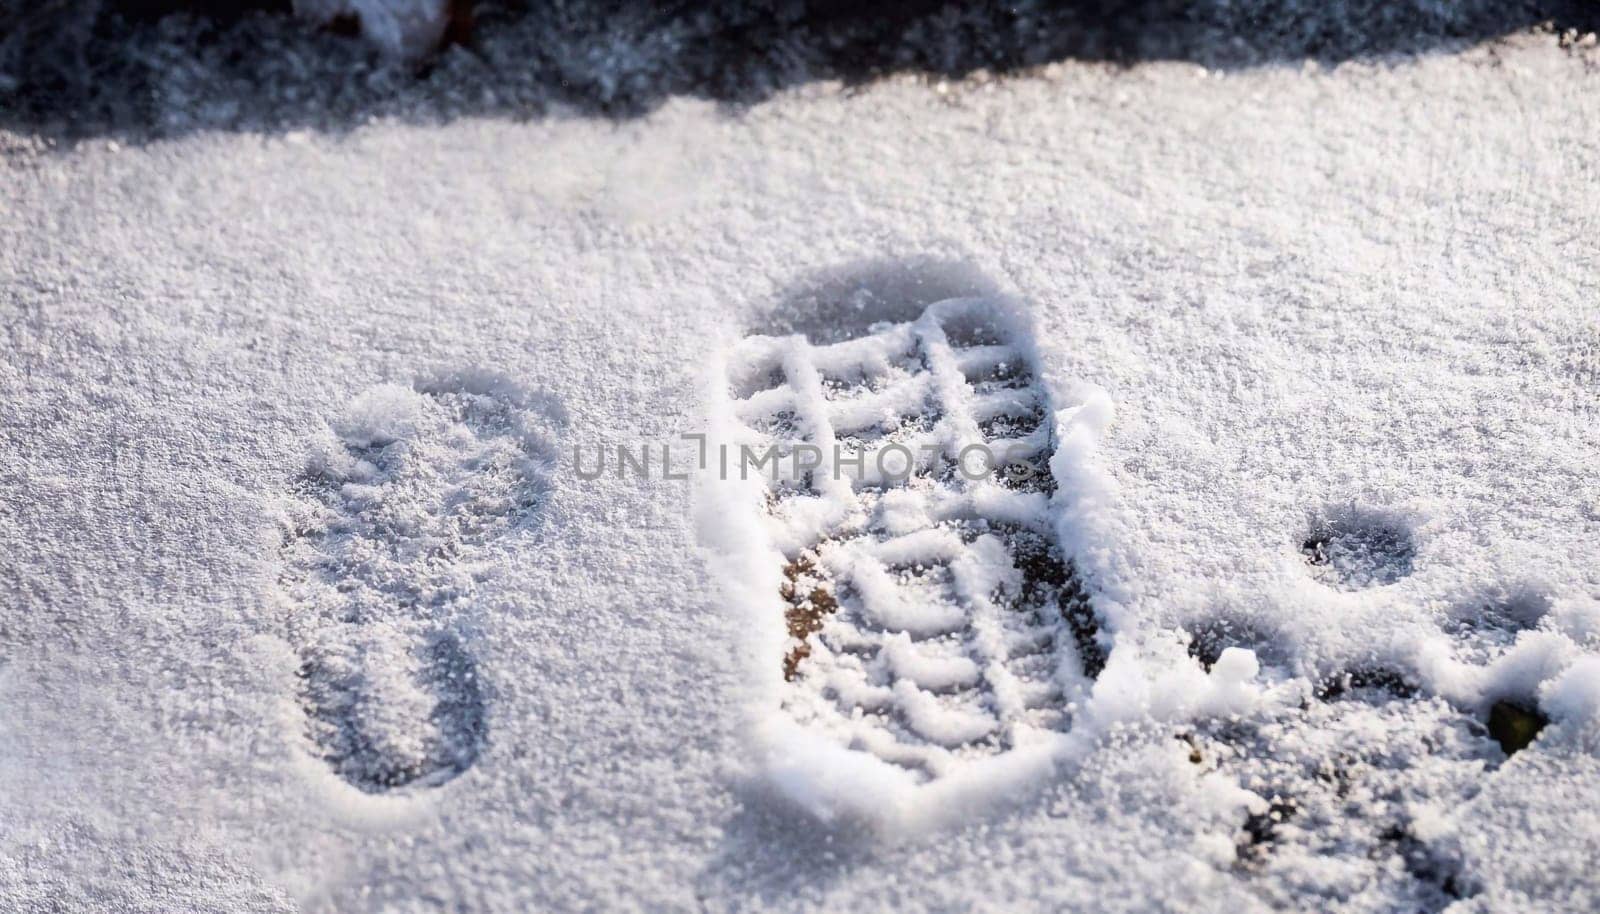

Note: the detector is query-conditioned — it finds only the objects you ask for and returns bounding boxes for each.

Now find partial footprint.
[704,295,1113,821]
[1184,673,1494,912]
[278,374,556,793]
[1181,608,1520,911]
[1300,504,1416,591]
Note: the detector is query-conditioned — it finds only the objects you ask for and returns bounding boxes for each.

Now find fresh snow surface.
[3,27,1600,914]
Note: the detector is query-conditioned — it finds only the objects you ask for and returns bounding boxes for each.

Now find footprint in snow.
[278,373,556,794]
[1181,578,1555,909]
[705,288,1115,818]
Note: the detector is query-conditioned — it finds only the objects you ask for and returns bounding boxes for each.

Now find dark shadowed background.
[3,0,1599,142]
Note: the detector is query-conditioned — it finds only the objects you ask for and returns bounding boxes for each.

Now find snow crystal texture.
[3,18,1599,914]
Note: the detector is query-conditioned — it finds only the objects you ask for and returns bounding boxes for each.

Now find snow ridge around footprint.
[700,294,1126,828]
[278,373,556,794]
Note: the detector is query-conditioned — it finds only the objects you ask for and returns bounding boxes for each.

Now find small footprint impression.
[277,374,556,794]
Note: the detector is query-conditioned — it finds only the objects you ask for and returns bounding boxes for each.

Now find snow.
[697,294,1121,830]
[3,18,1600,914]
[291,0,451,60]
[331,383,428,447]
[1543,657,1600,729]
